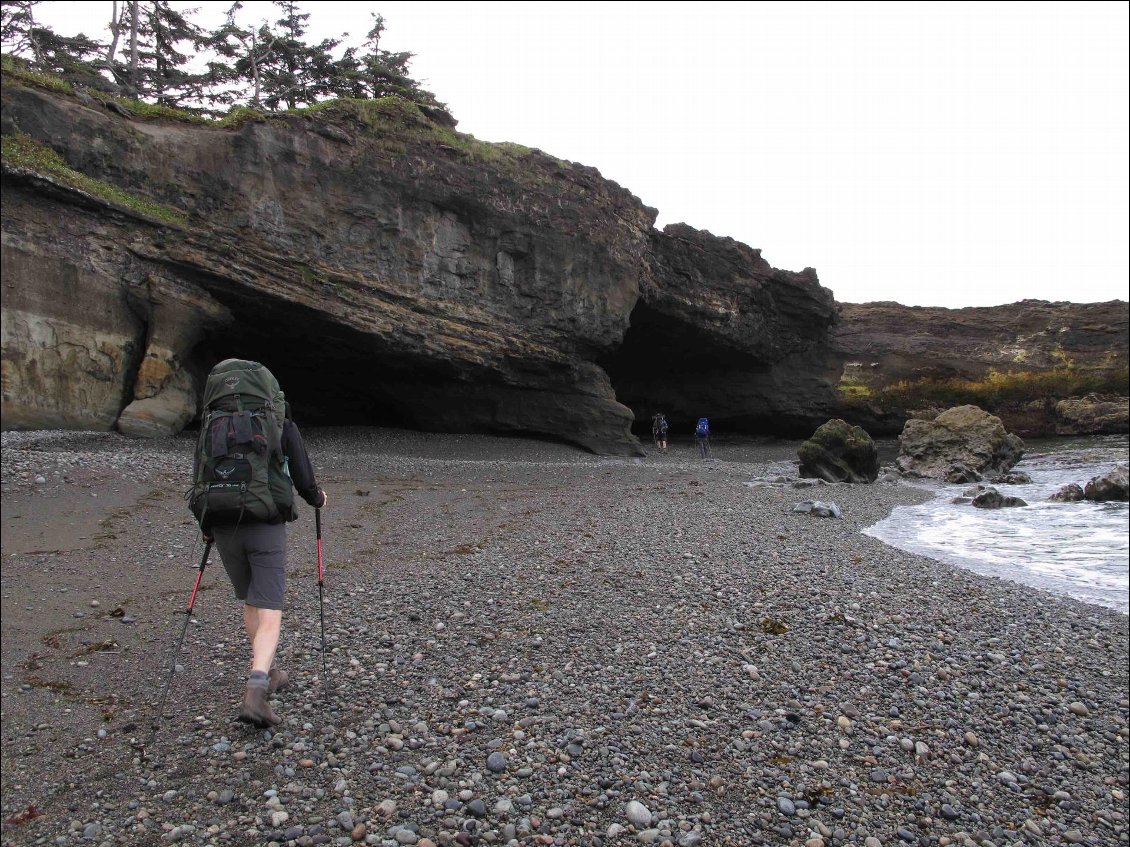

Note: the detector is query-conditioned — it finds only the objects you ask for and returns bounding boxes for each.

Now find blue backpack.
[695,417,710,437]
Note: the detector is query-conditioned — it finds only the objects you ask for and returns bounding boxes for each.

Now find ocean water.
[865,435,1130,614]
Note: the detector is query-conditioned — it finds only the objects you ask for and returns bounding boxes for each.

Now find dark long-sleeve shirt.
[283,419,324,509]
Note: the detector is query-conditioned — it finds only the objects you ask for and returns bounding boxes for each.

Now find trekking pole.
[152,539,213,731]
[316,508,329,694]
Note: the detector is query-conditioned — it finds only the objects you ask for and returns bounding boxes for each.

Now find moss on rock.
[798,418,880,483]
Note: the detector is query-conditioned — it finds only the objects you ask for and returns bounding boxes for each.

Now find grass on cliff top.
[843,365,1130,412]
[291,96,572,170]
[1,133,187,225]
[2,57,571,171]
[1,55,251,126]
[0,53,72,93]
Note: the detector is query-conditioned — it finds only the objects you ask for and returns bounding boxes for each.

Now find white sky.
[30,0,1130,308]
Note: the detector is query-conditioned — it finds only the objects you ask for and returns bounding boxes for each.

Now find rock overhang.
[1,77,842,452]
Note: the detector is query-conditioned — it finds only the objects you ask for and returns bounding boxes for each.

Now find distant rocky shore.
[1,428,1126,847]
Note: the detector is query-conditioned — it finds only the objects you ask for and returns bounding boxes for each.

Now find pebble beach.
[1,428,1127,847]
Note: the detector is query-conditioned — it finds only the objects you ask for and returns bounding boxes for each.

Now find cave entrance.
[599,300,768,437]
[194,297,465,429]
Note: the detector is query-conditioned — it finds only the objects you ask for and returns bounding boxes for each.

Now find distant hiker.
[188,359,327,728]
[652,412,669,453]
[694,416,712,459]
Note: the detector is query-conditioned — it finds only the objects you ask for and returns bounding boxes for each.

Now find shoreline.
[2,428,1127,846]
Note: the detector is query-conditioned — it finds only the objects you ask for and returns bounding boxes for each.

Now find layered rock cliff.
[0,76,839,452]
[2,73,1127,450]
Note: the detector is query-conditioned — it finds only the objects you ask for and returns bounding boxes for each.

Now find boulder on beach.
[971,487,1028,509]
[792,499,843,518]
[797,419,880,483]
[895,405,1024,483]
[1048,483,1086,502]
[1084,464,1129,502]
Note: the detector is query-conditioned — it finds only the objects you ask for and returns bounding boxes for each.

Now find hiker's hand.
[318,489,328,509]
[203,534,214,544]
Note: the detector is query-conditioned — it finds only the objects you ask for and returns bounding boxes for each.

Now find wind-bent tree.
[1,0,45,65]
[100,1,203,103]
[142,1,205,105]
[206,2,278,109]
[2,0,107,91]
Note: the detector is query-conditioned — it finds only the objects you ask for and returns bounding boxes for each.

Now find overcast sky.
[31,1,1130,308]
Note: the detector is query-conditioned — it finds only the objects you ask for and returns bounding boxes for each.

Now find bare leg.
[244,605,282,674]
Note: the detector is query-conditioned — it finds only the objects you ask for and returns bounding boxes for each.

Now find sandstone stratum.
[2,73,1127,451]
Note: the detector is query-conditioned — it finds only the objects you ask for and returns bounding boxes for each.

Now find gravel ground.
[1,428,1126,847]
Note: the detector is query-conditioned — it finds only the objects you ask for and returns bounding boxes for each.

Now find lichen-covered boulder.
[1084,464,1129,502]
[896,405,1024,483]
[797,419,879,483]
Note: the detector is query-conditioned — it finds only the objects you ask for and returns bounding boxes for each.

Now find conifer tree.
[205,2,265,109]
[353,13,422,101]
[254,0,341,110]
[146,1,205,105]
[1,0,45,65]
[2,0,107,90]
[100,1,203,104]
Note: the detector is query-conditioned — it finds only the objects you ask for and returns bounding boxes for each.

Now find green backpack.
[188,359,297,526]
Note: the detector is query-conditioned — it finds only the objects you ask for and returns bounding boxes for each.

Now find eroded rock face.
[1,81,840,452]
[896,405,1025,482]
[2,84,660,451]
[797,419,879,483]
[0,212,143,431]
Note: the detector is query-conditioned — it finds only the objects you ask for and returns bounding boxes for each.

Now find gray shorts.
[212,522,287,610]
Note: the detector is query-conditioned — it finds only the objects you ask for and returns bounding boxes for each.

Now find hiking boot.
[238,685,281,728]
[268,668,289,694]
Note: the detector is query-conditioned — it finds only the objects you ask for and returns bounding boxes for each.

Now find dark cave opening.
[599,300,768,436]
[193,296,462,429]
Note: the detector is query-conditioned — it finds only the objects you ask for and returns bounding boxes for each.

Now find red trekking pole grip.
[187,539,213,611]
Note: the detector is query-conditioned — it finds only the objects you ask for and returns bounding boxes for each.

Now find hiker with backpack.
[694,416,712,459]
[189,359,327,728]
[652,412,669,453]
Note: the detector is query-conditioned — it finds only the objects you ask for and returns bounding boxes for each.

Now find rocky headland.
[831,302,1129,438]
[2,70,1127,452]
